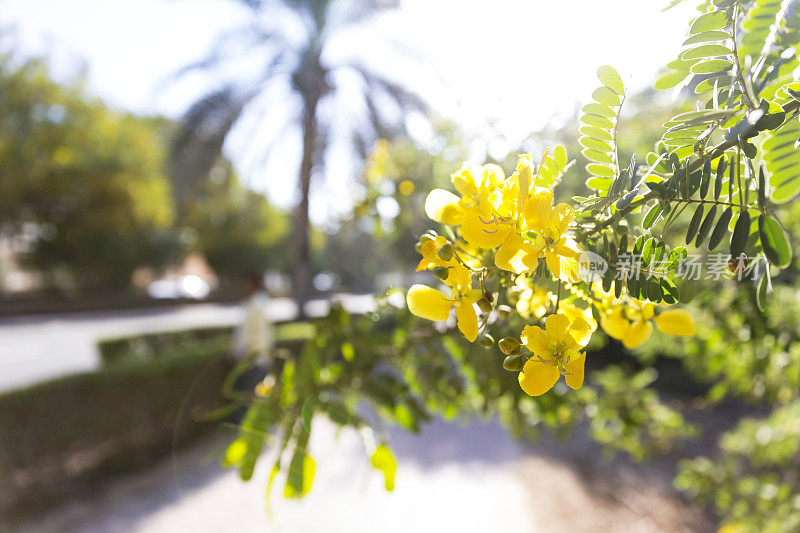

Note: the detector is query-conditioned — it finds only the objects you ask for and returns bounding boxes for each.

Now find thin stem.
[554,281,562,313]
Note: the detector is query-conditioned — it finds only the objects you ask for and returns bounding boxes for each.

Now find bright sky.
[0,0,697,220]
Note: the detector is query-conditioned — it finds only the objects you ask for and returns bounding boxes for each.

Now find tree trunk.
[293,93,319,317]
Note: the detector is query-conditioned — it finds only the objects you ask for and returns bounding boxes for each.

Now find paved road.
[0,295,375,393]
[17,418,712,532]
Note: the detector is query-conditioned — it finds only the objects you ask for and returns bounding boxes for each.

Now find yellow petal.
[640,302,656,321]
[545,250,563,279]
[481,163,506,187]
[653,309,696,336]
[518,359,560,396]
[547,203,575,236]
[523,189,554,231]
[461,211,507,249]
[495,232,535,274]
[455,301,478,342]
[564,351,586,390]
[451,164,480,196]
[623,320,653,349]
[568,316,594,348]
[424,189,464,225]
[521,325,551,357]
[600,307,629,340]
[545,313,570,342]
[406,285,453,321]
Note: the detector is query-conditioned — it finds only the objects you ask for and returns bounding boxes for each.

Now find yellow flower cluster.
[406,152,696,397]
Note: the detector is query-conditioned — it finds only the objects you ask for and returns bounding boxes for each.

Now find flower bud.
[498,337,521,355]
[437,243,454,261]
[502,354,524,372]
[433,266,449,281]
[480,334,495,348]
[496,305,511,319]
[415,242,422,253]
[477,298,493,313]
[420,233,435,245]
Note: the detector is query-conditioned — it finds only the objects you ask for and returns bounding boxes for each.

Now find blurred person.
[229,273,274,420]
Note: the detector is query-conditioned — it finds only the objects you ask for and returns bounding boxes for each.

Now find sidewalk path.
[17,418,713,533]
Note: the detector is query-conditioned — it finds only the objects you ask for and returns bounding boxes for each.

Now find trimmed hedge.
[0,321,315,519]
[99,326,234,365]
[0,351,232,518]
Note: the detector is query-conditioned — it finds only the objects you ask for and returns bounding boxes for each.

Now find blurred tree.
[182,160,291,286]
[343,125,468,277]
[171,0,427,311]
[0,54,175,291]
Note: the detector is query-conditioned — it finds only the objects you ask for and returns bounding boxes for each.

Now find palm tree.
[170,0,427,311]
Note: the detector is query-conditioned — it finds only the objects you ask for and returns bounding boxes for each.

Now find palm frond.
[170,85,258,206]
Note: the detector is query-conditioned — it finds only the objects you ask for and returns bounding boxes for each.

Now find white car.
[147,275,210,300]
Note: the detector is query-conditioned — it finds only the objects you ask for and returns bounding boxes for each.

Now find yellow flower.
[406,265,481,341]
[425,163,510,248]
[518,314,591,396]
[559,302,597,346]
[415,235,457,272]
[529,202,581,282]
[599,297,696,349]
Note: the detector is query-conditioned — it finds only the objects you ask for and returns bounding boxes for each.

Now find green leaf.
[579,136,613,153]
[581,114,615,129]
[587,163,616,178]
[265,461,281,519]
[646,277,663,302]
[618,232,628,255]
[583,148,614,164]
[633,235,645,256]
[690,11,728,34]
[597,65,624,95]
[686,205,705,244]
[284,453,316,499]
[580,126,613,141]
[341,341,355,362]
[740,140,757,159]
[553,145,567,169]
[714,157,725,200]
[682,30,731,45]
[691,59,732,74]
[664,246,687,271]
[586,177,613,190]
[700,159,711,198]
[759,214,792,268]
[764,120,800,202]
[681,44,732,60]
[708,206,733,250]
[660,277,680,304]
[756,270,770,311]
[593,86,621,107]
[757,164,766,209]
[655,71,688,90]
[695,205,718,247]
[643,203,663,229]
[370,444,398,492]
[641,237,656,265]
[223,438,248,468]
[730,210,751,257]
[582,102,616,118]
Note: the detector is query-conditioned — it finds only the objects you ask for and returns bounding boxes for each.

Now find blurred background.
[1,0,797,531]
